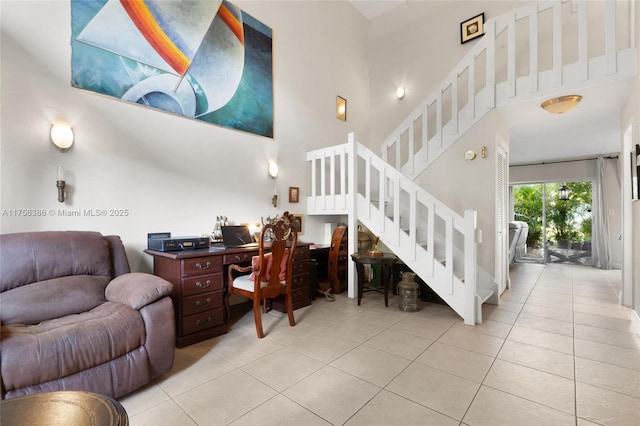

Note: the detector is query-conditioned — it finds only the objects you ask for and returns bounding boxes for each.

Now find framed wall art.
[291,214,304,236]
[289,187,299,203]
[71,0,274,138]
[461,13,485,44]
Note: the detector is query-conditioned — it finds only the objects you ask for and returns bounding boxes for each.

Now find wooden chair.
[328,225,348,294]
[226,220,297,338]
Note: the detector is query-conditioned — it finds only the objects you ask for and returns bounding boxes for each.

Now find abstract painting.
[71,0,273,138]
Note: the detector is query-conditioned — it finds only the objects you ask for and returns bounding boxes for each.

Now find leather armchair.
[0,231,176,400]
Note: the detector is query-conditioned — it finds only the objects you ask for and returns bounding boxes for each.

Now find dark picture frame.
[289,186,299,203]
[291,214,304,235]
[461,13,485,44]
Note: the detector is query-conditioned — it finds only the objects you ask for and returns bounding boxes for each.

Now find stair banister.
[381,0,633,181]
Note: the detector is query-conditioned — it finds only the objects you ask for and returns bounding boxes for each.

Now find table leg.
[355,262,365,305]
[382,264,390,307]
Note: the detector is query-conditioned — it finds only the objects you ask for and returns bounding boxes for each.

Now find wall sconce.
[51,124,74,151]
[396,86,405,99]
[558,184,571,200]
[268,162,278,207]
[268,162,278,179]
[56,165,66,203]
[336,96,346,121]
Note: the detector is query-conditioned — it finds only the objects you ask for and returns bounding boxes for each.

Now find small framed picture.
[289,186,300,203]
[461,13,485,44]
[291,214,304,235]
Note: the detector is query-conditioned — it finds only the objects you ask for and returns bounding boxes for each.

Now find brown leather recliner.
[0,231,175,400]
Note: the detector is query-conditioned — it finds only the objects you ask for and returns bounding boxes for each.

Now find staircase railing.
[307,134,479,324]
[381,0,636,180]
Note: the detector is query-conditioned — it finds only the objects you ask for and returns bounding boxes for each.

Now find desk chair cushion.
[232,274,286,292]
[247,250,289,282]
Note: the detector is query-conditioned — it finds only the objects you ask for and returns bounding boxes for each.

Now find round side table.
[0,391,128,425]
[351,252,398,307]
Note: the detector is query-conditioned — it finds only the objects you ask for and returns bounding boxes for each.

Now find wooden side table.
[351,252,398,307]
[0,391,128,425]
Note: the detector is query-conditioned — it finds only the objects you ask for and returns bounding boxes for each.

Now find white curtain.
[592,156,613,269]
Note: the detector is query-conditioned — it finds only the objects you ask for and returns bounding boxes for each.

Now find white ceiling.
[498,79,634,165]
[349,0,405,20]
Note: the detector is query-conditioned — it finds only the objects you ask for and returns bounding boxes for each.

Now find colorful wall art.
[71,0,273,138]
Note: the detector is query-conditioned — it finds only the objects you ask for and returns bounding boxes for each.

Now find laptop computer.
[221,225,258,248]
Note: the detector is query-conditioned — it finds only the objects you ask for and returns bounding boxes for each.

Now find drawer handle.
[196,280,211,289]
[196,316,212,326]
[196,298,212,307]
[234,255,247,262]
[195,261,212,270]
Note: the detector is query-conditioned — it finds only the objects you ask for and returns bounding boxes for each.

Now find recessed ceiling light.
[541,95,582,114]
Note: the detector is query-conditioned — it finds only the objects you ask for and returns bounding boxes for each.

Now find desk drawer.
[182,292,222,316]
[293,246,309,260]
[291,285,308,303]
[292,261,309,276]
[291,274,308,290]
[224,252,254,265]
[182,273,223,296]
[182,309,224,336]
[183,256,222,277]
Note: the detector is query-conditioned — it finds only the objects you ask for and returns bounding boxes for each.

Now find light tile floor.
[120,263,640,425]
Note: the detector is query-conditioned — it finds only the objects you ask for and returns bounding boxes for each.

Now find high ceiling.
[349,0,405,20]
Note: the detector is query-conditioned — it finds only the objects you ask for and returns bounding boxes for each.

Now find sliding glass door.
[512,181,593,265]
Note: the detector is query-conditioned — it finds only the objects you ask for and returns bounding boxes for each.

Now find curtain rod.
[511,155,619,167]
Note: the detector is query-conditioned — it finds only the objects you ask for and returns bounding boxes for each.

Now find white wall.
[620,0,640,320]
[415,110,508,275]
[366,0,522,150]
[0,0,369,272]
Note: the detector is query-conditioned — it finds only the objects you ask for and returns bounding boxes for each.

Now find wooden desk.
[145,242,310,347]
[351,252,398,307]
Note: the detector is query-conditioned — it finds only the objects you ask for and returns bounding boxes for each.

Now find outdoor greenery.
[513,182,592,249]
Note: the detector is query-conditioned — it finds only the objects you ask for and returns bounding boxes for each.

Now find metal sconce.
[558,184,571,200]
[268,162,278,207]
[336,96,346,121]
[56,165,66,203]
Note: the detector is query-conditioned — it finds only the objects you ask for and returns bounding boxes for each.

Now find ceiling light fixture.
[541,95,582,114]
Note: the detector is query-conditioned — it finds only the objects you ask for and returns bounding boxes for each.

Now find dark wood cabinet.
[269,244,311,312]
[145,242,311,347]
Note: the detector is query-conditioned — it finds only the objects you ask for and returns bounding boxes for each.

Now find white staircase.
[381,0,636,180]
[306,0,636,325]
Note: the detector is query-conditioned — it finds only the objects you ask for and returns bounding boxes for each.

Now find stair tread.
[476,288,493,304]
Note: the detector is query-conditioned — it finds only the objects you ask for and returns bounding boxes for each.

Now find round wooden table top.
[1,391,128,426]
[350,252,398,264]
